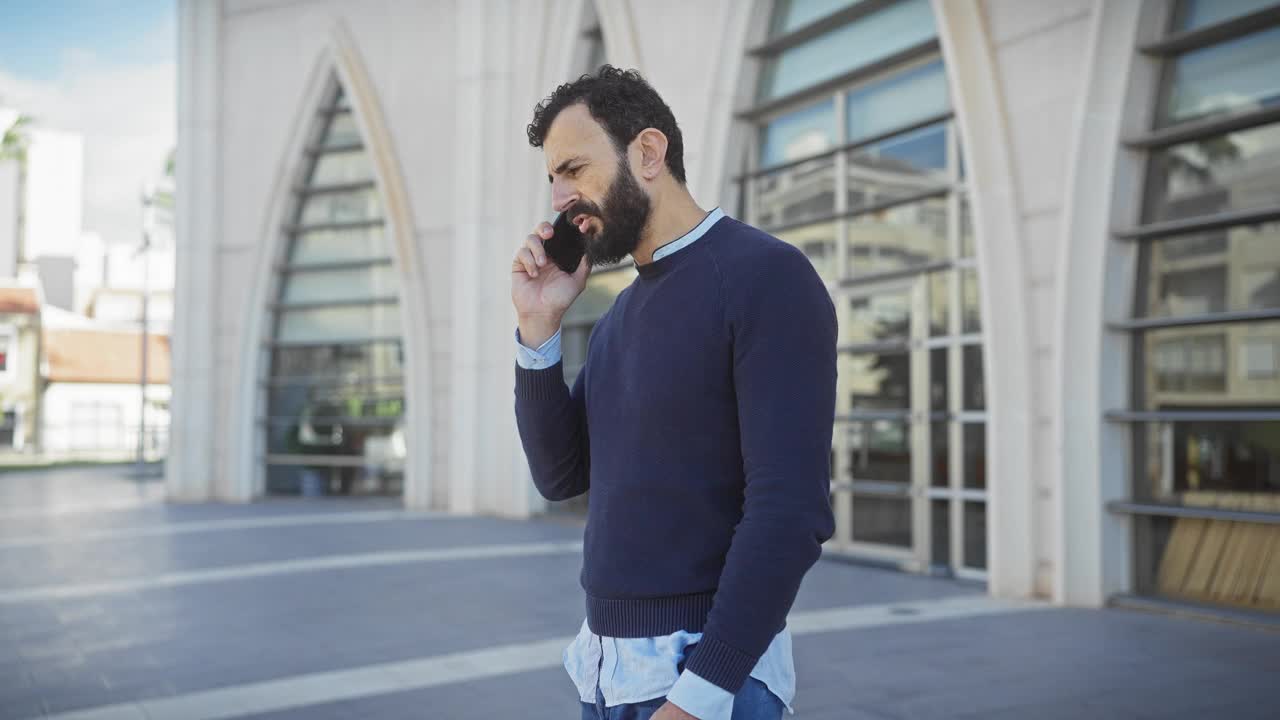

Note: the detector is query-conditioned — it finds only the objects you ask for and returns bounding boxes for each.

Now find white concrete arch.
[932,1,1039,599]
[224,20,431,507]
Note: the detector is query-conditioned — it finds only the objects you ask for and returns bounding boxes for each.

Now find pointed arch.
[225,21,430,506]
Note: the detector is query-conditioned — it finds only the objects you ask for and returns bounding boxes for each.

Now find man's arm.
[682,244,837,695]
[515,328,591,501]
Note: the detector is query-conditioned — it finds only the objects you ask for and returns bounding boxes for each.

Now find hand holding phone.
[545,211,587,274]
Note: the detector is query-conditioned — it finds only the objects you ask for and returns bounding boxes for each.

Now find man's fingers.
[573,253,590,281]
[514,247,539,277]
[524,235,547,267]
[538,222,554,239]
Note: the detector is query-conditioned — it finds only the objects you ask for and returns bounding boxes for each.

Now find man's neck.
[632,187,707,266]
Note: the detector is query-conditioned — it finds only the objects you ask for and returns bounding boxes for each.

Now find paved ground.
[0,465,1275,719]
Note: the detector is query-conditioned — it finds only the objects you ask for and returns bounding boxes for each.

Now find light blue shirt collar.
[650,207,725,262]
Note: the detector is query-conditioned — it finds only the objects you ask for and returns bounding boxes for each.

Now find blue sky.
[0,0,174,81]
[0,0,176,248]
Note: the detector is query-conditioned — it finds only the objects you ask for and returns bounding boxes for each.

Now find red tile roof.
[0,287,40,315]
[43,328,171,384]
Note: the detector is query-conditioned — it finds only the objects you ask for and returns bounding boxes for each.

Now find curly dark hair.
[526,65,686,184]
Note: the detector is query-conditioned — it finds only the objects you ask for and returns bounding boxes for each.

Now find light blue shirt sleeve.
[665,670,735,720]
[515,327,563,370]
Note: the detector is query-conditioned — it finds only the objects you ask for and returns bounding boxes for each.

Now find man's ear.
[634,128,668,181]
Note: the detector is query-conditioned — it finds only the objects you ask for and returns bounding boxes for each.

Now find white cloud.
[0,43,175,249]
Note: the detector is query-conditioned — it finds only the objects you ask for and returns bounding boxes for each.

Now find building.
[169,0,1280,616]
[0,284,43,450]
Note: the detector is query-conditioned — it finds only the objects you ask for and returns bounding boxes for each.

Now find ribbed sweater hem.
[584,590,717,638]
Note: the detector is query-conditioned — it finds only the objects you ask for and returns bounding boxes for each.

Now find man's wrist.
[517,314,563,349]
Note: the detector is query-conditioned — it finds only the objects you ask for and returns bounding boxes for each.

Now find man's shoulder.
[703,217,823,287]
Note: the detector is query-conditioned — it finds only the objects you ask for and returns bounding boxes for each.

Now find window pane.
[323,113,361,147]
[930,347,947,413]
[841,352,909,409]
[931,499,950,566]
[961,268,981,333]
[266,385,404,428]
[846,195,948,277]
[1160,26,1280,127]
[931,421,949,488]
[289,226,389,264]
[1141,321,1280,404]
[844,291,910,345]
[964,423,986,489]
[311,149,375,185]
[1135,420,1280,503]
[759,0,936,100]
[281,265,399,304]
[1139,222,1280,318]
[759,100,836,167]
[753,156,836,229]
[844,419,911,483]
[276,304,401,343]
[963,344,985,411]
[929,271,949,336]
[1144,122,1280,223]
[963,501,987,569]
[846,124,949,212]
[959,196,975,258]
[1134,514,1279,611]
[775,221,838,280]
[851,495,912,547]
[1173,0,1276,31]
[299,188,382,224]
[270,341,403,379]
[769,0,864,35]
[264,455,403,496]
[846,60,949,143]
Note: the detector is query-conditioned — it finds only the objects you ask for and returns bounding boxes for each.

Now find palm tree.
[1,111,34,271]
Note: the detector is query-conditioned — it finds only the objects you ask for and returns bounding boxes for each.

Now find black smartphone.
[544,211,586,274]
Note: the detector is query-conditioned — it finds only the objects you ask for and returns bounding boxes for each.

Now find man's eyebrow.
[548,156,584,182]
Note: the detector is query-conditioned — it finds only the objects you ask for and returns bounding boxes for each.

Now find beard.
[567,159,652,267]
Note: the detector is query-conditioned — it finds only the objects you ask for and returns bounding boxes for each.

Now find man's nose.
[551,181,579,214]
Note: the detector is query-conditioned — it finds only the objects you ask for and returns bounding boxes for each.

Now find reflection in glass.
[1140,222,1280,318]
[845,60,949,143]
[300,188,381,225]
[931,421,949,488]
[311,149,374,185]
[844,292,910,345]
[1160,26,1280,127]
[844,420,911,484]
[759,0,936,100]
[1143,321,1280,401]
[929,272,949,336]
[769,0,864,35]
[964,423,986,489]
[281,265,398,304]
[1135,514,1279,611]
[846,124,948,211]
[276,304,401,344]
[963,344,985,411]
[270,341,403,379]
[963,502,987,569]
[1174,0,1276,32]
[1144,122,1280,223]
[961,268,981,333]
[851,495,912,547]
[959,196,974,257]
[841,353,909,409]
[324,113,360,147]
[931,348,947,413]
[847,195,948,276]
[1137,420,1280,502]
[753,157,836,229]
[759,100,836,168]
[289,226,388,264]
[931,499,950,566]
[776,222,838,280]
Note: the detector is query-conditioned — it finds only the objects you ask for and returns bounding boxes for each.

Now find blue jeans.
[579,676,785,720]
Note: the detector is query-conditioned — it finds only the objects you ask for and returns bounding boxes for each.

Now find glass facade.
[1121,2,1280,612]
[263,83,405,496]
[745,0,986,576]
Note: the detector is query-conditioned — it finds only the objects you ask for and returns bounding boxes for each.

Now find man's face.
[544,104,651,266]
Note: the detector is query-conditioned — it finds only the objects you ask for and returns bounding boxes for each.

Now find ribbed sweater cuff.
[683,634,758,695]
[514,361,566,401]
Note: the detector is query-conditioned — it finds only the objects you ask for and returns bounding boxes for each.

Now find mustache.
[566,200,602,221]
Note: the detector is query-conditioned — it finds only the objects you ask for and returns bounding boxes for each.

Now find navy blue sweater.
[514,217,837,694]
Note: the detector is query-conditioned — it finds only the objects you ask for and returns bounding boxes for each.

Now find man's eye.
[568,166,583,178]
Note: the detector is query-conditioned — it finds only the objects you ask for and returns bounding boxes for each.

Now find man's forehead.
[544,104,610,168]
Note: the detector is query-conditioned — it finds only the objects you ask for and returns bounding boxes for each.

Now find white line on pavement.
[0,495,165,521]
[31,594,1048,720]
[0,541,584,605]
[0,509,439,549]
